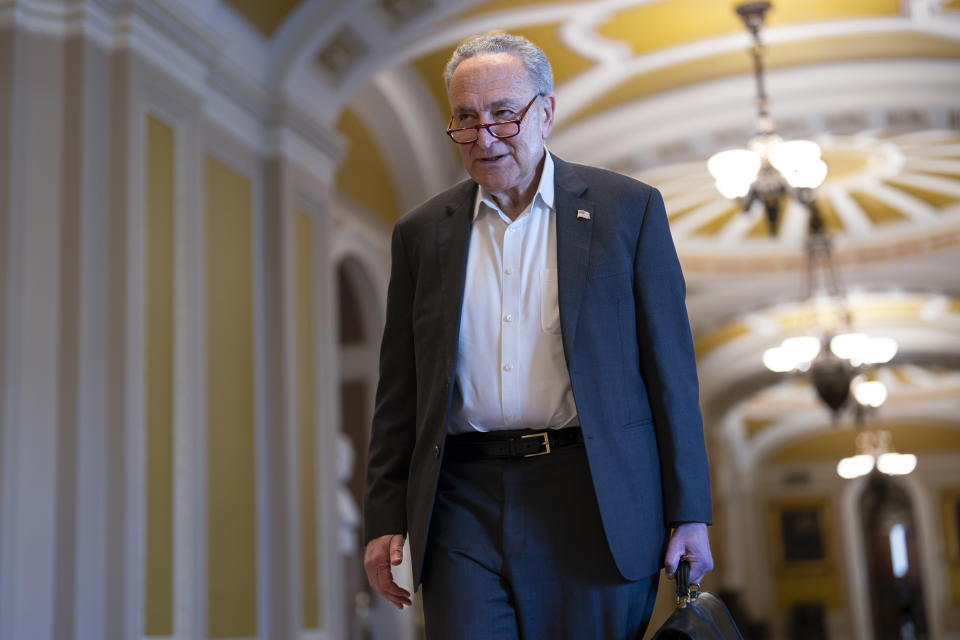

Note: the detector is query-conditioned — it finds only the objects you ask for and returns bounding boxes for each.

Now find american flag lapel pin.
[577,209,591,220]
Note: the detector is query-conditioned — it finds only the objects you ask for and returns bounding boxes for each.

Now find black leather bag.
[651,560,745,640]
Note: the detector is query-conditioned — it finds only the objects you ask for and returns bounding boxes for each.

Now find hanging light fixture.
[758,196,898,415]
[714,2,910,475]
[706,1,828,234]
[837,429,917,480]
[713,2,898,417]
[758,229,899,415]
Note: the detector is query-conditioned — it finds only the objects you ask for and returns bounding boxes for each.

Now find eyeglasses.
[445,95,540,144]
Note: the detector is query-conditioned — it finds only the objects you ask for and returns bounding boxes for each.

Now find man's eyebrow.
[486,98,521,111]
[452,98,520,115]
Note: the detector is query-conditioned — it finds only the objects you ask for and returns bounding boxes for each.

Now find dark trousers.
[421,440,659,640]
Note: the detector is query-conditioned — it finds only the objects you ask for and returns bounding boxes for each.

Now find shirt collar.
[474,150,555,222]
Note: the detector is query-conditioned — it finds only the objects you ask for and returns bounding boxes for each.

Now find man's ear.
[540,94,556,139]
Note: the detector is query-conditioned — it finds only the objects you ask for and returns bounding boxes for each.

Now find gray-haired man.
[363,32,713,639]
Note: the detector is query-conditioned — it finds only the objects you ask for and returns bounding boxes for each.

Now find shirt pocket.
[539,267,561,335]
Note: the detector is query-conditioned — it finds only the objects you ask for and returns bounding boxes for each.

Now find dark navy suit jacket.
[364,154,712,587]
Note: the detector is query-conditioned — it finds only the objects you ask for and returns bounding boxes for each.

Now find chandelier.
[706,1,827,234]
[710,1,899,418]
[761,222,898,415]
[836,430,917,480]
[711,2,914,479]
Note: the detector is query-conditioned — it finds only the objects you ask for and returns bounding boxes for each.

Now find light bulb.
[780,336,821,364]
[877,452,917,475]
[863,337,898,364]
[830,333,868,361]
[767,140,827,188]
[763,346,797,372]
[852,378,887,408]
[707,149,761,199]
[837,454,875,479]
[786,158,828,189]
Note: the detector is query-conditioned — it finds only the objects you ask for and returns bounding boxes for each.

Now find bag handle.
[674,559,700,608]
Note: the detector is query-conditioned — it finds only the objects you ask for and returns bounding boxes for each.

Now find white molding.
[202,83,264,155]
[3,0,346,180]
[121,8,208,98]
[551,60,960,167]
[140,82,207,640]
[72,39,114,640]
[125,58,152,640]
[0,0,114,48]
[266,0,354,94]
[205,0,268,81]
[2,0,85,37]
[366,69,455,206]
[250,130,274,640]
[277,103,347,169]
[312,197,347,639]
[303,201,332,637]
[263,120,340,186]
[0,24,66,640]
[187,132,209,640]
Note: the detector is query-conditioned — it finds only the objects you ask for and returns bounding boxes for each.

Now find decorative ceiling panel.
[635,130,960,273]
[564,33,960,128]
[596,0,900,56]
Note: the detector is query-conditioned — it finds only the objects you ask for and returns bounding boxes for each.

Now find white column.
[72,35,113,640]
[0,26,66,640]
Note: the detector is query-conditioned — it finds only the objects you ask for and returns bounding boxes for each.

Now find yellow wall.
[941,489,960,605]
[596,0,900,56]
[222,0,301,36]
[768,423,960,463]
[144,114,175,636]
[205,155,257,638]
[335,109,402,224]
[567,33,960,127]
[766,498,845,611]
[296,209,321,629]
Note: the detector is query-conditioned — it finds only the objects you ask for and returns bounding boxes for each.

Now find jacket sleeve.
[363,223,417,543]
[633,187,712,526]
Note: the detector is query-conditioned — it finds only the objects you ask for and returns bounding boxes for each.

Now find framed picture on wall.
[767,498,835,573]
[781,507,824,561]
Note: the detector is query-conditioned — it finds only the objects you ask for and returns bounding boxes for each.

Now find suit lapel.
[553,155,592,364]
[438,180,477,373]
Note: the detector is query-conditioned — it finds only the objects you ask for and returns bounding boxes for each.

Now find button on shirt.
[449,152,578,434]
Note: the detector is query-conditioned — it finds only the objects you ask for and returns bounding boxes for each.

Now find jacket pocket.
[539,268,561,334]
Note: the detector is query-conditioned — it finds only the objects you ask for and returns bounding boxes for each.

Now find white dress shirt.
[448,152,579,434]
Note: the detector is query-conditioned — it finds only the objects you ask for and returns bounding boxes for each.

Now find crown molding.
[263,101,346,183]
[2,0,344,172]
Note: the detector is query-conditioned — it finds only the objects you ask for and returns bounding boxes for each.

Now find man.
[364,32,713,639]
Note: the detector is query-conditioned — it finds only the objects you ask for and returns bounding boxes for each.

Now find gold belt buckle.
[521,431,551,457]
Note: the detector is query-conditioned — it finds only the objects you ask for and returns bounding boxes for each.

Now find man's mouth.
[479,154,507,163]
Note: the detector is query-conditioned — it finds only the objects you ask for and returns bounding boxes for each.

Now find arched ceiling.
[220,0,960,465]
[220,0,960,231]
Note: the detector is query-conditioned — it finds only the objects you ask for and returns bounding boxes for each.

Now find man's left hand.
[663,522,713,584]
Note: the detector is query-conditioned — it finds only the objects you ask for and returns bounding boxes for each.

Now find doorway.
[859,473,928,640]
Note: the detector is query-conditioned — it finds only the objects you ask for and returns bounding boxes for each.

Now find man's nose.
[475,125,497,147]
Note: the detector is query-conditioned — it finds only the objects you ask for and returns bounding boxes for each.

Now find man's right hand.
[363,533,412,609]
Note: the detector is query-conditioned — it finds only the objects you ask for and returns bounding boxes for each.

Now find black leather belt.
[444,427,583,460]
